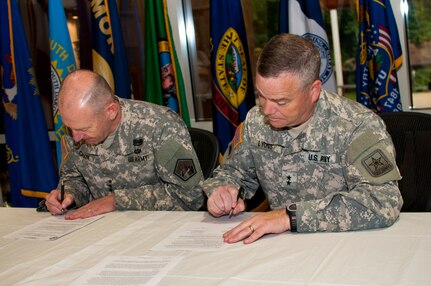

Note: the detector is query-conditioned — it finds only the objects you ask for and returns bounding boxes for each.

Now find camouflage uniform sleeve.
[114,110,205,211]
[201,118,260,198]
[297,118,403,232]
[58,136,92,207]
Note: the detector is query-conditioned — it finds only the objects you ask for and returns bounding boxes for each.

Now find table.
[0,208,430,285]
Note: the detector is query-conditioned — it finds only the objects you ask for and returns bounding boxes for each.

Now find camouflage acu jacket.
[59,98,204,211]
[202,90,403,232]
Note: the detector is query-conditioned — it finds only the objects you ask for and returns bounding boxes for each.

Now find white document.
[71,256,183,286]
[3,215,104,241]
[151,221,238,252]
[0,238,13,249]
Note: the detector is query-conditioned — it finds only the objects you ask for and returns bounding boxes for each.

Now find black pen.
[229,186,244,218]
[60,179,65,215]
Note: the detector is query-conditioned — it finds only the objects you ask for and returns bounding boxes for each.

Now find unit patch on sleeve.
[361,149,393,177]
[158,138,203,187]
[347,132,401,184]
[174,159,197,181]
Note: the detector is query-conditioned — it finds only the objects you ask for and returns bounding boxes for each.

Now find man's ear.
[106,101,120,120]
[310,80,322,103]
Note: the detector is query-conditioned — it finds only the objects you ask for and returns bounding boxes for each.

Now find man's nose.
[262,100,276,115]
[72,131,84,142]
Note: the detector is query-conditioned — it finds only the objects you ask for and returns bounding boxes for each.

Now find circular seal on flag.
[302,33,333,84]
[215,27,248,108]
[50,64,61,114]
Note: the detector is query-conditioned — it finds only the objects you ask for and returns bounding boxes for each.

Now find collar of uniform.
[287,116,311,139]
[101,123,119,149]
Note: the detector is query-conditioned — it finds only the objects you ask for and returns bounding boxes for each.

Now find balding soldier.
[201,34,403,244]
[45,70,204,219]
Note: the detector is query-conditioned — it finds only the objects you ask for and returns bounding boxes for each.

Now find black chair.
[379,112,431,211]
[188,127,219,179]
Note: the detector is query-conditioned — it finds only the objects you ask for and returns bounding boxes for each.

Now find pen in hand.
[229,186,244,218]
[60,179,65,215]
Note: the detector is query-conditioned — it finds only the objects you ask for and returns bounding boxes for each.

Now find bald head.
[59,69,115,115]
[58,70,121,145]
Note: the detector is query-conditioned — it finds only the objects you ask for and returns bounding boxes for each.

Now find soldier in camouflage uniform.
[201,34,403,244]
[45,70,204,219]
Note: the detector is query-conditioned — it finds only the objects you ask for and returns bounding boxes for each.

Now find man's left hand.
[65,195,116,220]
[223,209,291,244]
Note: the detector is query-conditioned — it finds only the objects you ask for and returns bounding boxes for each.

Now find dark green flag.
[144,0,190,126]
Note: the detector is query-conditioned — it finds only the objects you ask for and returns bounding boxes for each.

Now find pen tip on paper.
[228,208,234,218]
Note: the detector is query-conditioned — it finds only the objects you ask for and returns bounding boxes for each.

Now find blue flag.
[210,0,255,154]
[279,0,336,93]
[90,0,131,99]
[0,0,58,207]
[49,0,77,168]
[356,0,403,112]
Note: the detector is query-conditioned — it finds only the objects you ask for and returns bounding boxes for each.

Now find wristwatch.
[286,203,297,232]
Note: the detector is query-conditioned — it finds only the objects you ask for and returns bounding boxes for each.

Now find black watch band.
[286,203,297,232]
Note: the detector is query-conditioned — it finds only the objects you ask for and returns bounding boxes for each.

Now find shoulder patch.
[347,132,401,184]
[174,159,197,181]
[233,123,244,149]
[361,149,393,177]
[157,138,203,187]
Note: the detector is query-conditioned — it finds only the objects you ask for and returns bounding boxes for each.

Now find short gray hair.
[256,34,321,90]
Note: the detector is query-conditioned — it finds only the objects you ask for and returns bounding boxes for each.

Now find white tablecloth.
[0,208,430,285]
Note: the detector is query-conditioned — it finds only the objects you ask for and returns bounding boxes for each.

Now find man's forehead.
[256,75,302,97]
[61,106,96,128]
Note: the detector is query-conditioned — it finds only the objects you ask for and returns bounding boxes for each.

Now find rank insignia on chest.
[78,151,90,160]
[133,138,143,146]
[134,148,141,154]
[133,138,143,154]
[174,159,197,181]
[285,173,298,187]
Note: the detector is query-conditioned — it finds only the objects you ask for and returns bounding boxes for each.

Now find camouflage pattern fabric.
[59,98,204,211]
[202,90,403,232]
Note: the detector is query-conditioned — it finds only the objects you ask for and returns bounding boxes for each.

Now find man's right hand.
[207,184,246,217]
[45,189,75,216]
